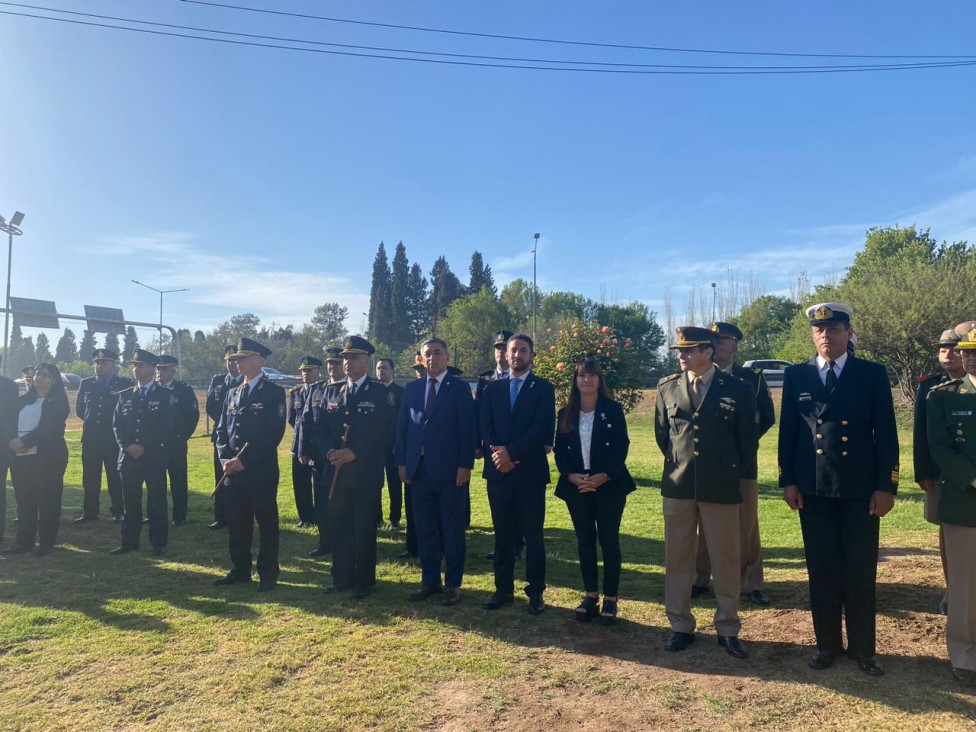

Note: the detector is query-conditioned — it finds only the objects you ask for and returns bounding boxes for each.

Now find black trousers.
[212,443,227,522]
[330,481,381,591]
[10,454,67,549]
[119,462,168,549]
[292,456,315,524]
[163,439,189,523]
[0,462,8,541]
[81,438,124,517]
[227,484,280,582]
[403,482,418,555]
[563,486,627,597]
[799,494,880,659]
[312,465,332,552]
[379,451,403,524]
[487,479,547,597]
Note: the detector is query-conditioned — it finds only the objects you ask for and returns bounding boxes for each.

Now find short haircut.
[376,357,395,371]
[422,337,449,352]
[508,333,534,353]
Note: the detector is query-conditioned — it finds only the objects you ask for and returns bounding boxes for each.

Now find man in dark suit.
[655,326,758,659]
[155,355,199,527]
[289,356,322,529]
[779,302,899,676]
[111,349,174,556]
[693,322,776,606]
[480,334,556,615]
[205,346,241,529]
[914,326,967,616]
[313,336,395,598]
[214,338,287,592]
[0,358,18,543]
[396,338,477,606]
[75,348,133,524]
[376,357,404,528]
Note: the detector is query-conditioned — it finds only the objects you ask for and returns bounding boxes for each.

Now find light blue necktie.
[509,377,521,410]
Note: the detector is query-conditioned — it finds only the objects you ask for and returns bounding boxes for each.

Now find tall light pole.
[532,233,540,344]
[131,280,188,350]
[0,211,25,378]
[710,282,717,322]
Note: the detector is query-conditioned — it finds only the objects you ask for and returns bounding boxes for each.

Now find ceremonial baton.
[328,424,352,501]
[211,442,249,499]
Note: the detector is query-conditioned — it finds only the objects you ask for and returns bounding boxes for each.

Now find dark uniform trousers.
[289,384,316,524]
[314,377,395,591]
[78,375,133,517]
[114,383,174,550]
[10,454,68,549]
[382,451,403,525]
[207,373,240,523]
[216,378,287,582]
[167,439,190,523]
[0,375,15,540]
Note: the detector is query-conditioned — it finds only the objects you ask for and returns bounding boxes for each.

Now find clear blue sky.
[2,0,975,346]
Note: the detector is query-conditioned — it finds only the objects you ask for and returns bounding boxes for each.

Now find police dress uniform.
[289,356,323,527]
[778,304,899,668]
[206,346,241,525]
[313,337,395,594]
[0,373,21,541]
[76,351,134,520]
[112,351,174,552]
[380,379,404,526]
[214,340,287,585]
[655,327,758,644]
[157,356,199,526]
[926,357,976,681]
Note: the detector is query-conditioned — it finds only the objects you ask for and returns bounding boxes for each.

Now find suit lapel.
[511,372,533,414]
[428,375,450,420]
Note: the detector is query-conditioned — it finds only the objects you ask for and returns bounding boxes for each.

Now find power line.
[179,0,976,60]
[4,8,976,75]
[3,2,974,71]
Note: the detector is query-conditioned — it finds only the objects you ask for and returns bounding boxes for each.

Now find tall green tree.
[78,330,97,361]
[54,329,77,363]
[499,279,536,331]
[310,302,349,347]
[36,332,54,363]
[594,301,666,377]
[428,256,463,335]
[735,295,799,361]
[438,288,513,374]
[389,241,411,352]
[122,326,139,361]
[104,332,121,356]
[467,251,496,298]
[367,242,393,346]
[405,262,428,341]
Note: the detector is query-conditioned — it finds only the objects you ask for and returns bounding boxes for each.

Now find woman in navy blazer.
[554,357,635,624]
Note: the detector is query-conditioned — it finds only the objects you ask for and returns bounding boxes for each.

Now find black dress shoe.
[483,593,515,611]
[213,574,252,586]
[208,521,228,530]
[34,545,54,557]
[113,514,125,524]
[172,519,187,527]
[952,667,976,686]
[718,635,749,659]
[939,600,949,615]
[1,544,32,555]
[442,587,461,606]
[257,580,277,593]
[74,514,98,524]
[408,585,443,601]
[855,656,884,677]
[746,589,770,606]
[353,585,374,599]
[665,632,696,652]
[152,546,166,556]
[485,551,496,560]
[397,550,417,559]
[308,546,330,557]
[527,595,545,615]
[109,546,136,555]
[690,585,709,599]
[807,650,835,670]
[323,585,346,595]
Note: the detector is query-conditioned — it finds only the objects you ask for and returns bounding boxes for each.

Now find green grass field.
[0,391,970,731]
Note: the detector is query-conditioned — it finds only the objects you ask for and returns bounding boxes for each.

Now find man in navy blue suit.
[396,338,476,606]
[480,334,556,615]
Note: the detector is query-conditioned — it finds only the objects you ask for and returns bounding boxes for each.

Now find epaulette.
[918,372,942,384]
[479,370,493,378]
[931,377,963,392]
[658,373,681,385]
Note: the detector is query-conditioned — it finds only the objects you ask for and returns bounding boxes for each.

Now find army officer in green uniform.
[655,326,758,659]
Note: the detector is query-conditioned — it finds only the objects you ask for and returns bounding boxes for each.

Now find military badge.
[387,391,396,407]
[814,305,834,320]
[277,403,286,418]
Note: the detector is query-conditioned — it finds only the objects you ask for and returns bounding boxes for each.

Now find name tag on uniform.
[798,393,812,402]
[951,410,973,416]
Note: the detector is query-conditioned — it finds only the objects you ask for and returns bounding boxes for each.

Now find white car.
[742,359,794,388]
[261,367,301,386]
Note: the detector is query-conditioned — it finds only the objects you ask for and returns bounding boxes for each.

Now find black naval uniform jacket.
[926,377,976,527]
[729,362,776,438]
[554,397,636,500]
[77,373,135,446]
[288,383,314,456]
[778,356,899,499]
[206,373,240,443]
[311,377,396,491]
[113,382,175,471]
[163,380,199,442]
[215,377,287,502]
[914,370,953,484]
[655,367,758,504]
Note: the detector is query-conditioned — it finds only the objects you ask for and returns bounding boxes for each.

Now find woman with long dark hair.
[555,356,635,624]
[2,362,70,555]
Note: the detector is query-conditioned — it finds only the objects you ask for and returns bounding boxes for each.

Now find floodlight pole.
[131,280,188,350]
[0,212,25,378]
[711,282,717,322]
[532,233,540,344]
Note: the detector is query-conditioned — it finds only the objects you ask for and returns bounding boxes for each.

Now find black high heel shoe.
[575,596,599,622]
[599,599,618,626]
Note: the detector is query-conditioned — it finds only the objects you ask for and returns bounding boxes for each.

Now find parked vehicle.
[261,367,301,387]
[742,359,794,388]
[61,373,82,390]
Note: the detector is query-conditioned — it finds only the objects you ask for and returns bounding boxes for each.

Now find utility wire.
[3,2,974,71]
[179,0,976,60]
[4,8,976,75]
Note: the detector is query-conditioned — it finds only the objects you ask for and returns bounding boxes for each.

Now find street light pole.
[532,233,540,344]
[131,280,188,351]
[0,211,25,378]
[711,282,717,322]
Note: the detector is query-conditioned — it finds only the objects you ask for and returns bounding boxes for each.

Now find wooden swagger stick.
[328,424,352,501]
[211,442,250,499]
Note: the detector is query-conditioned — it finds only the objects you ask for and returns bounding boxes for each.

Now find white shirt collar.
[245,373,265,390]
[816,352,849,372]
[348,373,368,391]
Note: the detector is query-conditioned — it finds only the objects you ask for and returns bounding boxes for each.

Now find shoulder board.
[289,386,300,394]
[918,372,942,384]
[658,373,681,385]
[931,377,963,392]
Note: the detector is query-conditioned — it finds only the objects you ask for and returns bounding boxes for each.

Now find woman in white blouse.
[554,357,635,625]
[2,363,70,555]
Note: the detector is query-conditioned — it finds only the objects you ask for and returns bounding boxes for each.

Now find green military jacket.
[655,366,759,504]
[729,362,776,438]
[926,376,976,527]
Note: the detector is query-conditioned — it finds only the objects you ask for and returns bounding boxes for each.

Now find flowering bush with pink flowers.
[533,321,643,413]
